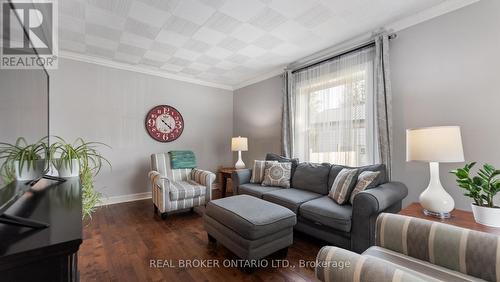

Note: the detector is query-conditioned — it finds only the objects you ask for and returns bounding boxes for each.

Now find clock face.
[145,105,184,142]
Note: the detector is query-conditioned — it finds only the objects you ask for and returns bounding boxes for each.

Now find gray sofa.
[232,154,408,253]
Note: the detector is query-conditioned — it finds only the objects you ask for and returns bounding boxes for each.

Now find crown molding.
[58,51,234,91]
[233,67,285,90]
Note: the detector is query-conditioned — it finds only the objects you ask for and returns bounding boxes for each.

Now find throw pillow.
[261,162,292,188]
[328,168,358,204]
[349,171,381,204]
[250,160,277,184]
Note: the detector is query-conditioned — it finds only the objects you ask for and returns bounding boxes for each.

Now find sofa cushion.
[299,196,352,232]
[262,188,322,213]
[291,162,331,194]
[265,153,299,180]
[328,164,388,189]
[205,195,296,240]
[238,183,282,198]
[169,180,206,201]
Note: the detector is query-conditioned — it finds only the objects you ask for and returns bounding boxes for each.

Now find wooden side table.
[399,202,500,235]
[217,167,238,198]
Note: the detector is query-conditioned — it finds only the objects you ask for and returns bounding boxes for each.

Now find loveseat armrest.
[231,169,252,195]
[351,182,408,253]
[315,246,424,282]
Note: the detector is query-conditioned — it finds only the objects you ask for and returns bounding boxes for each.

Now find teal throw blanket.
[169,150,197,169]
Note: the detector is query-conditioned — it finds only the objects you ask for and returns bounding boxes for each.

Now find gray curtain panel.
[374,34,393,180]
[281,70,293,158]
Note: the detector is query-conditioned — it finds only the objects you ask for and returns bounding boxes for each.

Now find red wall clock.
[145,105,184,142]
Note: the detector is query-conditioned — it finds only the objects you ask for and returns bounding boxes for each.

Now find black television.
[0,1,55,228]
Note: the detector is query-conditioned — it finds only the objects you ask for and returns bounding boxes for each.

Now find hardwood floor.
[79,193,325,282]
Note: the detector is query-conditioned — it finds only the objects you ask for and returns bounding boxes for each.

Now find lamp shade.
[231,136,248,151]
[406,126,464,162]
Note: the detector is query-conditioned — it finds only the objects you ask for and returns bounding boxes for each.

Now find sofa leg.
[153,205,158,214]
[207,233,217,244]
[160,212,168,220]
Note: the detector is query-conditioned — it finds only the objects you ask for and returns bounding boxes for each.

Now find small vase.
[471,204,500,227]
[14,160,46,181]
[55,159,80,178]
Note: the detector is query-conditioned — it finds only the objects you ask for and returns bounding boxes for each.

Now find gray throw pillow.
[250,160,277,184]
[261,162,292,188]
[328,168,358,205]
[349,171,381,204]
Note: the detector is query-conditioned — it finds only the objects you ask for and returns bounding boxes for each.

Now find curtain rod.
[290,33,397,74]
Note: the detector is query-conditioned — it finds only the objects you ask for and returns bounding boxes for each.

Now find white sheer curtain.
[291,47,377,166]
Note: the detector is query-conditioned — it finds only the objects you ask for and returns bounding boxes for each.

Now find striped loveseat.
[149,152,216,219]
[316,213,499,282]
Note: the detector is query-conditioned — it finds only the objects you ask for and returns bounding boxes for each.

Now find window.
[292,47,377,166]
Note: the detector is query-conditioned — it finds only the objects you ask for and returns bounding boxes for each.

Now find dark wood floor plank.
[79,192,324,282]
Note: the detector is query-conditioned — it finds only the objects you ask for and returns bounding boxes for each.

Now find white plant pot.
[55,159,80,178]
[471,204,500,227]
[14,160,46,181]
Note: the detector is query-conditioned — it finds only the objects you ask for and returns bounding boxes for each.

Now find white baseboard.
[98,192,152,206]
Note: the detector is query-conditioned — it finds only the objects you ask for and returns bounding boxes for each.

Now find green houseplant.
[450,162,500,227]
[0,137,47,182]
[50,137,111,220]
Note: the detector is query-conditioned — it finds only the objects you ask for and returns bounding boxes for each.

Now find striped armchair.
[316,213,499,282]
[149,152,216,219]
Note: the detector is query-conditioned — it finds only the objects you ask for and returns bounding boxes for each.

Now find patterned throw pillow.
[349,171,381,204]
[250,160,277,183]
[261,162,292,188]
[328,168,358,204]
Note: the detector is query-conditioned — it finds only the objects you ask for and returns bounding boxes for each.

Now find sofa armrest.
[190,169,216,202]
[315,246,424,282]
[231,169,252,195]
[351,182,408,253]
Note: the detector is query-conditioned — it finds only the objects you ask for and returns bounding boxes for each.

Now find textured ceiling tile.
[174,49,201,60]
[199,0,226,9]
[219,0,265,22]
[196,54,221,65]
[144,50,171,62]
[86,23,122,41]
[140,57,165,67]
[253,34,283,50]
[117,43,148,57]
[155,30,189,47]
[192,27,226,45]
[217,37,246,52]
[120,32,153,49]
[60,29,86,43]
[216,60,237,70]
[268,0,316,18]
[205,12,241,34]
[295,4,333,29]
[270,20,310,42]
[150,41,177,55]
[272,42,303,57]
[87,0,132,17]
[60,40,86,53]
[136,0,180,12]
[60,15,86,33]
[226,53,250,64]
[205,47,233,59]
[167,57,192,67]
[86,5,126,30]
[188,62,211,71]
[249,7,287,32]
[160,63,184,72]
[237,45,266,58]
[163,16,200,37]
[124,18,161,39]
[85,35,120,50]
[86,45,116,58]
[183,39,212,53]
[128,1,170,28]
[114,52,142,64]
[173,0,216,25]
[207,67,228,75]
[61,0,86,19]
[180,68,203,75]
[231,24,265,43]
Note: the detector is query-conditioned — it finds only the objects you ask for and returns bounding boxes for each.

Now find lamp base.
[234,151,245,169]
[423,209,451,219]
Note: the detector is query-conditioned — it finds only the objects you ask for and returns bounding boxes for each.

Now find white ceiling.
[58,0,465,89]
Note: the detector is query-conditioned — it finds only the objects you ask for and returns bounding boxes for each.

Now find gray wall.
[50,58,233,198]
[391,0,500,209]
[233,75,283,166]
[233,0,499,210]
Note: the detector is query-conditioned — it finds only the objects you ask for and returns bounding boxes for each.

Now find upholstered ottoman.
[204,195,296,260]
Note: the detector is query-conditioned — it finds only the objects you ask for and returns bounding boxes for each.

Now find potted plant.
[450,162,500,227]
[0,137,47,182]
[50,137,111,220]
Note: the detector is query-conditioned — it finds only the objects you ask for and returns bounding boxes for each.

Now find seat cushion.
[169,180,206,201]
[205,195,296,240]
[238,183,282,198]
[363,247,483,282]
[292,162,331,194]
[262,188,322,213]
[299,196,352,232]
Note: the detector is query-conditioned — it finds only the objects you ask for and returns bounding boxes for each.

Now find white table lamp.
[232,136,248,169]
[406,126,464,218]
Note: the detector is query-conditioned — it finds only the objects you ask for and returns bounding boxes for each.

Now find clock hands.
[161,119,172,130]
